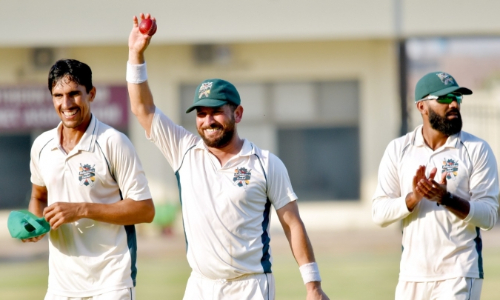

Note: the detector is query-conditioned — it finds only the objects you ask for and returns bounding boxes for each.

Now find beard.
[198,116,236,148]
[428,106,462,136]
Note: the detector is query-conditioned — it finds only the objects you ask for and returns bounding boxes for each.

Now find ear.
[234,105,243,123]
[416,101,427,116]
[88,86,96,103]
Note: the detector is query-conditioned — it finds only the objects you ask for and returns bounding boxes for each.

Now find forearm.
[28,184,48,218]
[286,220,316,265]
[28,197,47,218]
[462,198,498,230]
[127,49,155,132]
[372,195,411,227]
[45,198,155,230]
[82,198,155,225]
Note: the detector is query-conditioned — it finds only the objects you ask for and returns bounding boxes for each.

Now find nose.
[61,95,74,108]
[449,100,460,108]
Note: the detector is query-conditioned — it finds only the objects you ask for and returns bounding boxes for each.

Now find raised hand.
[129,13,156,63]
[412,165,428,201]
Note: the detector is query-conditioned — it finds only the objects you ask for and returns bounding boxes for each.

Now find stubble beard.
[198,117,236,148]
[428,106,462,136]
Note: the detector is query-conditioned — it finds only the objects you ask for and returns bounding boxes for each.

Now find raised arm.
[276,201,330,300]
[127,13,157,135]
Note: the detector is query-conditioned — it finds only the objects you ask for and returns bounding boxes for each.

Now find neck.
[421,123,449,150]
[206,135,244,167]
[59,117,91,153]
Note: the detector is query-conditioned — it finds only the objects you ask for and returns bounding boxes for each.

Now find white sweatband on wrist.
[299,262,321,284]
[126,61,148,84]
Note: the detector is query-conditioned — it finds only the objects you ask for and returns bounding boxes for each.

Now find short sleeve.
[30,138,46,187]
[108,133,152,201]
[266,153,298,210]
[147,107,199,171]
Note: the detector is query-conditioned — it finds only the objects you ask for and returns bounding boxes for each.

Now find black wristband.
[440,192,453,206]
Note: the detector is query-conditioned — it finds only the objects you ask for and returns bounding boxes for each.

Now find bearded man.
[125,13,329,300]
[372,71,499,300]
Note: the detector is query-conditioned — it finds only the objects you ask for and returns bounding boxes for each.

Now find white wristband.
[299,262,321,284]
[126,61,148,84]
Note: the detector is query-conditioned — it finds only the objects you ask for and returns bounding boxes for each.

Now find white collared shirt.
[148,108,297,280]
[372,125,499,281]
[30,115,152,297]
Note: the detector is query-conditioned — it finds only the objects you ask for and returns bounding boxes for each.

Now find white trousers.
[45,288,135,300]
[183,272,275,300]
[396,277,482,300]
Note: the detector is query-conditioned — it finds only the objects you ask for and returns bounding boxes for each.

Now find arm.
[45,132,155,230]
[415,168,471,220]
[419,143,499,229]
[23,184,49,243]
[44,198,154,230]
[372,142,413,227]
[276,201,329,300]
[128,13,156,135]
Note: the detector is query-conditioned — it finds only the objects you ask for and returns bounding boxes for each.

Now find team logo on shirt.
[436,72,455,86]
[442,158,459,180]
[79,163,96,187]
[233,167,251,187]
[198,82,213,99]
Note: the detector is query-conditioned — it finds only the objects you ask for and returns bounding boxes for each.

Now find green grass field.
[2,228,500,299]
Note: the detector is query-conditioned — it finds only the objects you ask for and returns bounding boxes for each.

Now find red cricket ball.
[139,18,157,36]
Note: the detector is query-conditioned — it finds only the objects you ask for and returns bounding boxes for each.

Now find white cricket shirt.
[148,108,297,280]
[372,125,499,281]
[30,115,152,297]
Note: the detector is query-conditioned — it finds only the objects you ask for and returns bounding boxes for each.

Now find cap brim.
[431,86,473,97]
[185,99,228,113]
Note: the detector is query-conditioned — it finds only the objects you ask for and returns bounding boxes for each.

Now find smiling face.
[51,76,95,132]
[196,104,242,149]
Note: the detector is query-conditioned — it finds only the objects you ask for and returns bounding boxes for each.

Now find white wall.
[2,0,500,47]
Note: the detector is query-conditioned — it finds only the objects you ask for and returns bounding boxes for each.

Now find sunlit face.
[425,99,462,136]
[51,76,95,131]
[196,105,236,148]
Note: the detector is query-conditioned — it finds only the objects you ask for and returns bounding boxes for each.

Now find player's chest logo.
[233,167,252,187]
[79,163,96,187]
[442,158,459,180]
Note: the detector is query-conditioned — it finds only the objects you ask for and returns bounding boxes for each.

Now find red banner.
[0,85,129,132]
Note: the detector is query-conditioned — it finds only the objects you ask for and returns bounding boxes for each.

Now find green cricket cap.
[186,78,241,113]
[415,72,472,102]
[7,210,50,239]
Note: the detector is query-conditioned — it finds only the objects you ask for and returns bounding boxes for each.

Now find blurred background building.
[1,0,500,233]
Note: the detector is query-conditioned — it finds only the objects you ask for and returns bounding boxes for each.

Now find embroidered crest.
[79,164,96,187]
[442,158,459,180]
[436,72,455,86]
[198,82,213,99]
[233,167,251,187]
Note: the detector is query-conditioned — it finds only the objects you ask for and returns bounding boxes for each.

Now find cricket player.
[372,71,499,300]
[24,59,155,300]
[126,14,329,300]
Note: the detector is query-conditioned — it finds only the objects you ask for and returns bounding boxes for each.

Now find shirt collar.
[195,138,254,157]
[48,114,98,153]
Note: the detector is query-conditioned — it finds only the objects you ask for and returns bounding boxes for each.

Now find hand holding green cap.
[7,210,51,239]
